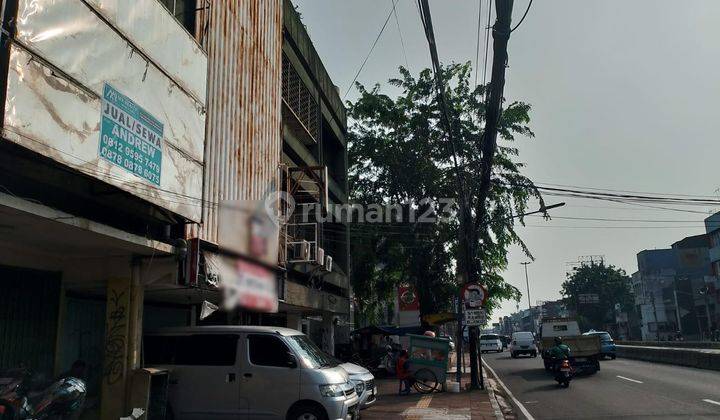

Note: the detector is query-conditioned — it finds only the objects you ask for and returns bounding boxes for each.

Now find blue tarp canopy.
[351,325,426,336]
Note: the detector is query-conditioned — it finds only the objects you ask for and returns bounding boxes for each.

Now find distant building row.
[631,212,720,341]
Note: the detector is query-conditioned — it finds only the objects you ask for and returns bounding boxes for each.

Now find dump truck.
[538,317,601,374]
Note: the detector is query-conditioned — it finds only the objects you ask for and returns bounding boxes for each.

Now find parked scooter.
[554,359,573,388]
[0,367,86,419]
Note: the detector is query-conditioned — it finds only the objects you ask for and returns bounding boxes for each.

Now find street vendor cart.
[406,334,451,393]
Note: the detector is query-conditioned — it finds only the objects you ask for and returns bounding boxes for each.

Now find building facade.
[632,234,715,341]
[0,0,349,418]
[279,0,351,354]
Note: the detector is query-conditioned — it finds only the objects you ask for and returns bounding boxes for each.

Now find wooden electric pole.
[466,0,515,389]
[418,0,515,389]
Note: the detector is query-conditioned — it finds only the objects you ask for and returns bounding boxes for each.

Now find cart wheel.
[413,368,439,394]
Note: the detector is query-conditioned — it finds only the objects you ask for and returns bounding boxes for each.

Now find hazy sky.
[294,0,720,320]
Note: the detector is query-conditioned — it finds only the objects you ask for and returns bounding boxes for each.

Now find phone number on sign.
[100,145,160,185]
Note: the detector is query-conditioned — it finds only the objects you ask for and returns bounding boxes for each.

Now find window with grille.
[282,53,319,142]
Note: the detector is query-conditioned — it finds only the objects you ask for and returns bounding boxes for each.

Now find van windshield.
[480,334,499,340]
[286,335,338,369]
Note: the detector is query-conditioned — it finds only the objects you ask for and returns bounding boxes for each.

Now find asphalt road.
[483,350,720,419]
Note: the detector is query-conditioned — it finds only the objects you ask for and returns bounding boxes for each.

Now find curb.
[483,359,535,420]
[485,374,506,420]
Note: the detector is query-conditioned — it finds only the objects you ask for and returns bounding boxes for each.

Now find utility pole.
[467,0,516,390]
[700,284,712,340]
[418,0,515,389]
[650,291,660,341]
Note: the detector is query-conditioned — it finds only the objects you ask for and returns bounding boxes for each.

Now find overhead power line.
[482,0,492,88]
[499,181,720,206]
[343,0,397,99]
[510,0,533,33]
[527,215,712,224]
[392,0,410,69]
[524,225,708,230]
[474,0,483,87]
[534,181,720,200]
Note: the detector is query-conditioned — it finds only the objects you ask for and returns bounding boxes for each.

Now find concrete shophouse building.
[0,0,349,418]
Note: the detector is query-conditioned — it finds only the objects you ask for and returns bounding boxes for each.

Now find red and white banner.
[204,252,278,312]
[398,284,419,311]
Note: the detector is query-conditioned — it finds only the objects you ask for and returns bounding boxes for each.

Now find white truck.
[538,317,601,374]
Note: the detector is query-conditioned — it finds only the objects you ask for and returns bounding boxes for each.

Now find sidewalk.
[361,353,508,419]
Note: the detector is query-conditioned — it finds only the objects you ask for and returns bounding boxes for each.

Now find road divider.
[618,341,720,350]
[702,399,720,406]
[616,345,720,371]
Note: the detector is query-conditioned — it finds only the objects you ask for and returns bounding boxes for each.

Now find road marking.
[416,394,433,408]
[703,399,720,406]
[616,375,643,384]
[482,359,535,420]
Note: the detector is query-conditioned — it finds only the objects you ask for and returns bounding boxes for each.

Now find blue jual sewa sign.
[99,83,163,185]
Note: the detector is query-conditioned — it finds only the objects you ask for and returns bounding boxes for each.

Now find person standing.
[396,350,413,395]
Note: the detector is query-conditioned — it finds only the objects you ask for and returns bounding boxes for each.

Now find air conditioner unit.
[325,255,333,272]
[300,240,310,261]
[317,247,325,265]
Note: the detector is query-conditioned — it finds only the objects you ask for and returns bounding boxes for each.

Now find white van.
[509,331,538,358]
[143,326,359,420]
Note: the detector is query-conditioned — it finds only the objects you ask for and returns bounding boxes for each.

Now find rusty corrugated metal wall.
[192,0,283,243]
[0,266,61,375]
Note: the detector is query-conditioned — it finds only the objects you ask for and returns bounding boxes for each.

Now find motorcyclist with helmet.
[549,337,571,370]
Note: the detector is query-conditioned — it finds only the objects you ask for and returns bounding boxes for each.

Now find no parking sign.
[461,283,488,309]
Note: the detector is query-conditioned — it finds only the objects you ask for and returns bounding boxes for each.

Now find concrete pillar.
[127,265,144,370]
[287,312,302,332]
[322,312,335,356]
[100,275,143,420]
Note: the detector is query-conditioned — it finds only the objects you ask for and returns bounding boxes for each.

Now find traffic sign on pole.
[464,309,486,326]
[462,283,489,309]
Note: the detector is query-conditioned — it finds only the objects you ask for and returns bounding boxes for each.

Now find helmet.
[554,337,563,345]
[34,377,87,417]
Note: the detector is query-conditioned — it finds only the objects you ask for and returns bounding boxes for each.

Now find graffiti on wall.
[104,286,128,386]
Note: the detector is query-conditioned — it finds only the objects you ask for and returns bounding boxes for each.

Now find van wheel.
[288,403,328,420]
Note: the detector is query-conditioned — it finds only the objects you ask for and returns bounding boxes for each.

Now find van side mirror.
[286,352,298,369]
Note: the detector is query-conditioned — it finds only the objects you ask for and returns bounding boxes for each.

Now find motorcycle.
[0,368,86,419]
[554,359,573,388]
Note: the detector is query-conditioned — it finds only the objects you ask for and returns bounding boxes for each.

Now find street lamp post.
[521,262,532,331]
[673,276,705,340]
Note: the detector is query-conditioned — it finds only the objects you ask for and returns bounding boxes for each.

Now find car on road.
[509,331,538,358]
[480,334,504,353]
[144,326,360,420]
[583,330,617,359]
[338,361,377,410]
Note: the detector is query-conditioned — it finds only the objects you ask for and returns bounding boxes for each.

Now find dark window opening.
[248,334,291,368]
[144,334,238,366]
[159,0,197,36]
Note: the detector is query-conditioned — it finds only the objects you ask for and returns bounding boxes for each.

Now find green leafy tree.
[347,63,542,324]
[561,262,635,331]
